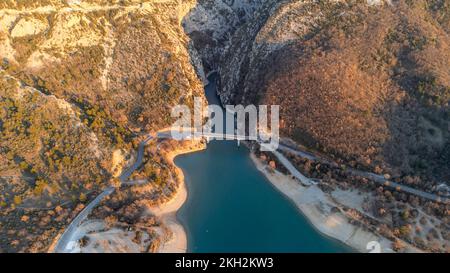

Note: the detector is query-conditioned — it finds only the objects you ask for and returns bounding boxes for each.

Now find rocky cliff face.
[216,0,450,185]
[183,0,280,73]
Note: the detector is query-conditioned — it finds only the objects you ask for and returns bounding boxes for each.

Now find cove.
[175,74,351,253]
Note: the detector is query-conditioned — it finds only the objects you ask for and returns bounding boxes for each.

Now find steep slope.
[218,0,450,188]
[0,0,205,252]
[183,0,281,73]
[0,75,115,252]
[1,0,204,133]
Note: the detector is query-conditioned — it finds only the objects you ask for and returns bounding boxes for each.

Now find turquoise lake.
[175,75,351,253]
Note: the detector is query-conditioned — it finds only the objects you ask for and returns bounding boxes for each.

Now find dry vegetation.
[213,0,450,252]
[0,74,114,252]
[0,0,205,252]
[222,0,450,188]
[255,143,449,252]
[1,0,448,253]
[84,139,195,253]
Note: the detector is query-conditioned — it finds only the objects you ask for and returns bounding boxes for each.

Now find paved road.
[122,179,148,186]
[159,128,449,204]
[350,170,449,204]
[272,151,316,186]
[53,135,153,253]
[278,143,449,204]
[119,135,153,182]
[53,187,115,252]
[278,144,316,161]
[53,127,448,252]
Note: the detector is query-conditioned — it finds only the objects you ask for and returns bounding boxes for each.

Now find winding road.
[54,127,448,252]
[278,143,449,204]
[53,135,153,253]
[350,169,449,204]
[160,128,449,204]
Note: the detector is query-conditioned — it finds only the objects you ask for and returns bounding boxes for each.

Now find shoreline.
[249,152,399,253]
[149,140,206,253]
[153,141,395,253]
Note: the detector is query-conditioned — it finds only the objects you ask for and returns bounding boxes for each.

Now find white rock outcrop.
[10,18,48,38]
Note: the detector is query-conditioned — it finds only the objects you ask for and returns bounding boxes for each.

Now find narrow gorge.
[0,0,448,253]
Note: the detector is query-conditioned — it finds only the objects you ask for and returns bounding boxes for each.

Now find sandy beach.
[149,141,206,253]
[58,139,414,253]
[249,153,401,253]
[153,142,400,253]
[147,182,188,253]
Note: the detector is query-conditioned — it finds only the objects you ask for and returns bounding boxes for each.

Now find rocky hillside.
[0,0,205,252]
[217,0,450,188]
[0,0,448,253]
[1,0,205,133]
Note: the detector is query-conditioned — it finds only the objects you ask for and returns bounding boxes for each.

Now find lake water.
[175,75,350,253]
